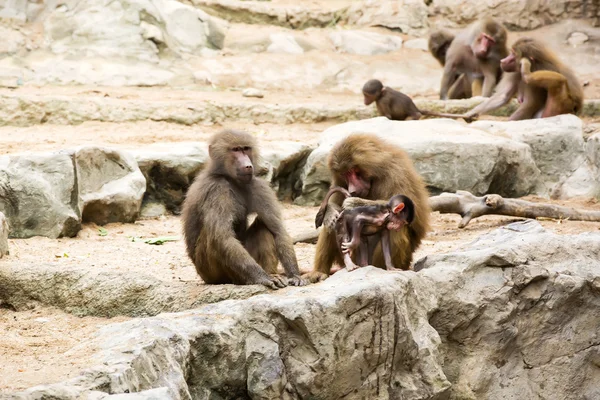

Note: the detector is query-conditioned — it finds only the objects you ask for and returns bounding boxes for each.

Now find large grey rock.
[428,0,598,30]
[0,151,80,238]
[0,212,8,257]
[346,0,429,36]
[75,147,146,225]
[8,222,600,400]
[133,142,208,215]
[472,115,593,198]
[329,30,403,55]
[296,117,539,205]
[260,141,314,200]
[415,220,600,399]
[46,0,226,60]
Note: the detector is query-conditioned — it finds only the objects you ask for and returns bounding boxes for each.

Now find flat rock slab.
[7,222,600,400]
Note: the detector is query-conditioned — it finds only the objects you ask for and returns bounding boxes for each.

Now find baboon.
[463,37,583,121]
[440,18,508,100]
[303,134,431,283]
[315,187,415,272]
[428,29,471,99]
[181,129,306,289]
[362,79,469,121]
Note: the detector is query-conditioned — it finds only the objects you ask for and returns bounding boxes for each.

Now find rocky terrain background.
[1,1,600,399]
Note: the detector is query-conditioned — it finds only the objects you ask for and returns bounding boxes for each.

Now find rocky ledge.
[7,221,600,399]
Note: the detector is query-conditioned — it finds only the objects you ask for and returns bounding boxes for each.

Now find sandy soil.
[2,197,600,392]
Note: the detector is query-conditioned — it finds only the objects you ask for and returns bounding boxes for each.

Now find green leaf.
[143,236,179,245]
[98,227,108,236]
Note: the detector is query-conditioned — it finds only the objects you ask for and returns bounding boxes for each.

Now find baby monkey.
[362,79,467,121]
[315,187,415,272]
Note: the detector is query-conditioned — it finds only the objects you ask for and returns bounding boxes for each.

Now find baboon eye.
[232,146,241,152]
[243,146,251,151]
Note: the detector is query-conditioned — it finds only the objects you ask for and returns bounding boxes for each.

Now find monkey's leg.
[245,219,287,287]
[381,230,400,271]
[471,78,483,97]
[448,74,470,99]
[358,240,369,267]
[305,228,339,283]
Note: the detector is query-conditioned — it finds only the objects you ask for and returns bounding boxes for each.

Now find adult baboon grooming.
[303,134,431,283]
[182,129,306,289]
[439,18,508,100]
[428,29,471,99]
[463,37,583,121]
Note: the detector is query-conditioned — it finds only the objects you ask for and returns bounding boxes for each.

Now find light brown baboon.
[463,37,584,121]
[440,18,508,100]
[303,134,431,283]
[181,129,306,289]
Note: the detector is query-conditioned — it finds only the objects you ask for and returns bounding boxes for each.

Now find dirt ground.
[2,197,600,392]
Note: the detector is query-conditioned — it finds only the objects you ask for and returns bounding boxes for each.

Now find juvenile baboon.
[181,129,306,289]
[362,79,469,121]
[303,134,431,283]
[463,37,583,121]
[315,186,415,272]
[440,18,508,100]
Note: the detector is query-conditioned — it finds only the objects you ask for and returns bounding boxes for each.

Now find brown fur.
[304,134,431,283]
[181,129,304,289]
[464,37,583,121]
[362,79,469,121]
[429,30,471,99]
[440,18,508,100]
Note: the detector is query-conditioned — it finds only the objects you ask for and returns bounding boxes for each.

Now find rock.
[568,31,589,46]
[45,0,226,62]
[0,262,267,317]
[296,117,539,205]
[0,151,80,238]
[0,0,28,21]
[75,147,146,225]
[428,0,597,30]
[0,212,8,257]
[329,30,403,55]
[260,141,314,200]
[9,222,600,399]
[472,115,589,198]
[346,0,429,36]
[403,38,428,51]
[242,88,265,98]
[133,142,208,214]
[267,33,305,54]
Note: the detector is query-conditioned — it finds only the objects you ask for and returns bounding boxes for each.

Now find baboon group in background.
[367,18,583,123]
[182,17,586,288]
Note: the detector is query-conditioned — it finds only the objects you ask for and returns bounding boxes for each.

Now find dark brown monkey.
[303,134,431,283]
[440,18,508,100]
[463,37,583,121]
[362,79,469,121]
[428,29,472,99]
[315,187,415,272]
[181,129,306,289]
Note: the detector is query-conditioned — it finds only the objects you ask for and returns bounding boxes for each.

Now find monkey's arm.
[440,62,458,100]
[341,215,370,252]
[254,182,304,281]
[480,64,498,97]
[464,71,519,118]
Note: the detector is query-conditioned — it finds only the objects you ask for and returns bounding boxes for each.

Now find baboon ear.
[393,202,405,214]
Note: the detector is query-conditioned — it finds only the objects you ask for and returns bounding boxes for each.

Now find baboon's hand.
[288,275,309,286]
[302,271,329,283]
[323,204,342,231]
[260,274,288,289]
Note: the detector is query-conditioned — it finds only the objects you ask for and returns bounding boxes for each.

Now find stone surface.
[0,151,80,238]
[428,0,598,30]
[8,222,600,399]
[260,141,314,200]
[329,30,403,55]
[242,88,265,98]
[133,142,208,214]
[296,117,540,205]
[0,211,8,257]
[76,147,146,225]
[346,0,429,36]
[266,33,305,54]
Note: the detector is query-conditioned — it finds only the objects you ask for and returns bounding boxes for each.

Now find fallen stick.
[430,190,600,228]
[292,190,600,243]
